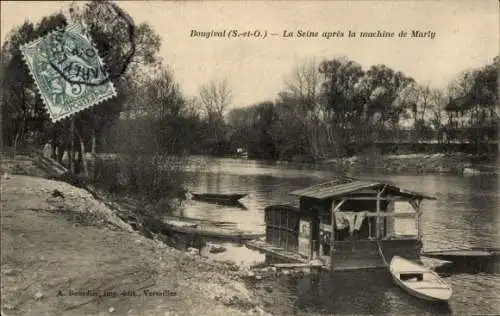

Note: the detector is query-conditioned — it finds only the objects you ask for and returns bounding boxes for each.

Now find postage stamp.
[20,23,117,122]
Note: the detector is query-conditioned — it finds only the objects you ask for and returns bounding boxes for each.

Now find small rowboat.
[191,193,247,204]
[390,256,452,302]
[164,218,263,241]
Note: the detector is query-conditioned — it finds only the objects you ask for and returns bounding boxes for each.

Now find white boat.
[390,255,452,302]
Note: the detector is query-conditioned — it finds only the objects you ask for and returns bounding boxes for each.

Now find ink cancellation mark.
[91,0,137,83]
[20,23,117,123]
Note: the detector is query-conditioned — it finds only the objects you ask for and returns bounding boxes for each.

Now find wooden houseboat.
[249,177,436,271]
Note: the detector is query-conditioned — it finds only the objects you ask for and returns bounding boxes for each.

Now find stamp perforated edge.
[19,24,117,123]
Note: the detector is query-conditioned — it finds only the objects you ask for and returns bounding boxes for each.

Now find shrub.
[91,153,186,216]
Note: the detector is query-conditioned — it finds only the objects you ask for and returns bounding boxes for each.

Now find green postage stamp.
[20,23,117,122]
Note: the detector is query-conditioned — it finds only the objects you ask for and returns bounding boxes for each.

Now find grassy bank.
[0,154,273,316]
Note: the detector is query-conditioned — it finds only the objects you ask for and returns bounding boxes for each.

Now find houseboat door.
[310,208,320,258]
[299,220,312,258]
[298,208,321,259]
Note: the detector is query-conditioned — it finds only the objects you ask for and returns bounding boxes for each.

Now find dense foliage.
[228,57,498,160]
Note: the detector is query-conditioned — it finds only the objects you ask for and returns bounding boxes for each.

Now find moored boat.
[191,193,247,204]
[390,255,452,302]
[164,218,262,241]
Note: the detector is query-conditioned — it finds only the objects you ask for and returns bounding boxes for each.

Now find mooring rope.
[377,239,389,267]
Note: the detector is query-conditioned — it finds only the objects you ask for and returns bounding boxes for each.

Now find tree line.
[226,57,498,161]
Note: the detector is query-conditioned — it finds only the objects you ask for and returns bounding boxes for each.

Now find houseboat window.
[333,209,373,241]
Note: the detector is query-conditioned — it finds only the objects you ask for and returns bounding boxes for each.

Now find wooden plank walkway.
[424,250,491,257]
[272,262,323,269]
[422,248,499,261]
[245,239,307,263]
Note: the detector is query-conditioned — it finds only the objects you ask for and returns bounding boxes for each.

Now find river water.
[173,156,499,315]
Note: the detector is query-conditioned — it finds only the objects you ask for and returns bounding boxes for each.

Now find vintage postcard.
[1,1,498,316]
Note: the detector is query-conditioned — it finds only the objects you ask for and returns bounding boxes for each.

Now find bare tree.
[199,78,232,119]
[395,82,441,136]
[283,58,321,109]
[198,78,233,154]
[428,89,447,143]
[279,59,331,159]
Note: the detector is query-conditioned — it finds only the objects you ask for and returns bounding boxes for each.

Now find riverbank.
[316,152,498,175]
[0,155,273,316]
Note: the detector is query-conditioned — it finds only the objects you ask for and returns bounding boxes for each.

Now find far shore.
[82,151,498,176]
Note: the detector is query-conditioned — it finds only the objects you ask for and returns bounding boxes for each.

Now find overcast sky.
[1,1,498,108]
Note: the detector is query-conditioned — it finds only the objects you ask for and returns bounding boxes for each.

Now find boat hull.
[392,274,451,302]
[191,193,247,204]
[165,219,262,241]
[390,256,452,302]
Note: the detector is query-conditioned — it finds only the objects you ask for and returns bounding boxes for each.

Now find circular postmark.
[47,1,136,86]
[46,27,106,86]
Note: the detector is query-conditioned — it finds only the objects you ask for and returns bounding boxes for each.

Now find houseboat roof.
[265,202,300,212]
[289,177,435,200]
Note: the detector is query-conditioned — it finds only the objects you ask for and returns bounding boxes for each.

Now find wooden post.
[416,199,422,240]
[376,185,388,240]
[329,199,348,269]
[312,206,318,259]
[409,199,422,241]
[309,218,313,260]
[330,201,335,256]
[376,189,381,239]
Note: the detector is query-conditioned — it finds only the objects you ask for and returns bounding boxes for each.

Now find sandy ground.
[0,155,271,316]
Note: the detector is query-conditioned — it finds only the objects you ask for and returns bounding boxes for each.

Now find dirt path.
[1,156,271,316]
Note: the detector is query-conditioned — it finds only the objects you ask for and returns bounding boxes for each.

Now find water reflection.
[190,198,248,209]
[257,270,453,315]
